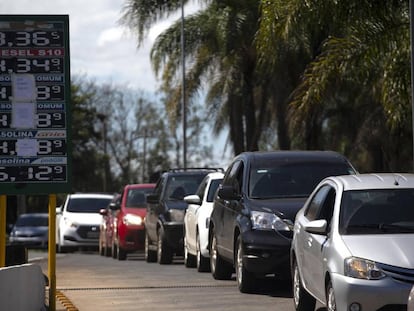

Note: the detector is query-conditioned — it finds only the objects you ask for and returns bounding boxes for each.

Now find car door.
[220,160,244,260]
[300,184,336,301]
[187,178,208,253]
[146,178,164,243]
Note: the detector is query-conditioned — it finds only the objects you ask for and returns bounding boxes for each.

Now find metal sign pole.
[48,194,57,311]
[0,195,6,267]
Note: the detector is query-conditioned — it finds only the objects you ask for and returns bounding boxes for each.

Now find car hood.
[64,212,102,225]
[249,197,307,221]
[342,235,414,269]
[13,227,48,235]
[124,207,146,217]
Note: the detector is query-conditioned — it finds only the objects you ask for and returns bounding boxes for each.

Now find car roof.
[18,213,48,217]
[206,171,225,180]
[68,193,114,199]
[162,168,223,177]
[124,183,156,190]
[328,173,414,191]
[236,150,350,163]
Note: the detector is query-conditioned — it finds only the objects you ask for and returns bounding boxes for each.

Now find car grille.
[378,262,414,284]
[76,225,100,239]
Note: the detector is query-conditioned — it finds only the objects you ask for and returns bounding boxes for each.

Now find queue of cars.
[10,150,414,310]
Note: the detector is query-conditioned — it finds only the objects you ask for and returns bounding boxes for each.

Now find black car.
[145,168,222,264]
[208,151,357,293]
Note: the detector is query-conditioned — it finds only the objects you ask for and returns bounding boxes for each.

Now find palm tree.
[121,0,269,155]
[256,0,412,171]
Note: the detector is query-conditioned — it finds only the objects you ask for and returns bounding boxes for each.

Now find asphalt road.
[31,250,299,311]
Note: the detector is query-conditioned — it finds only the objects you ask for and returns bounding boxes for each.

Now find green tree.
[121,0,269,155]
[257,0,412,171]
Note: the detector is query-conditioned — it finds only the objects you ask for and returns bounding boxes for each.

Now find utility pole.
[181,0,187,169]
[410,0,414,171]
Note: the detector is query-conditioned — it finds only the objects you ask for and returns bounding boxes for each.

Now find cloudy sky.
[1,0,200,95]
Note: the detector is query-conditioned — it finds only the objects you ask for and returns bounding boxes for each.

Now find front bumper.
[330,272,412,310]
[118,225,145,251]
[163,222,184,252]
[241,229,292,277]
[61,224,100,247]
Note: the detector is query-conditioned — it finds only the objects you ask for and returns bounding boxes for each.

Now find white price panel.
[0,15,71,194]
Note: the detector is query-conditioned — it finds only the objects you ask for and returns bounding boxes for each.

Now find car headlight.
[123,214,143,226]
[63,217,78,228]
[250,211,292,231]
[345,257,386,280]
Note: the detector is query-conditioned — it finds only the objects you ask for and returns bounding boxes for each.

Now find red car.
[110,183,155,260]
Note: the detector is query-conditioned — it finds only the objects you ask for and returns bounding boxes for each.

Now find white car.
[291,173,414,311]
[183,171,224,271]
[56,193,114,252]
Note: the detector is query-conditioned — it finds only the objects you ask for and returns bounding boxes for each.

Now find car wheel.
[157,227,173,264]
[236,236,256,293]
[111,240,117,259]
[184,236,196,268]
[292,260,316,311]
[99,240,105,256]
[326,280,336,311]
[196,234,210,272]
[145,232,157,263]
[117,246,127,261]
[56,234,67,253]
[210,231,232,280]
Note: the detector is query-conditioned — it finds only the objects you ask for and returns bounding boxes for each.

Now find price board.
[0,15,71,194]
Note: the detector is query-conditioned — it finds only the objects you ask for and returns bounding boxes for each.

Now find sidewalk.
[28,251,76,311]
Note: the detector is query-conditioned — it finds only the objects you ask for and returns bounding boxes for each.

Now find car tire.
[157,227,173,264]
[292,260,316,311]
[145,232,157,263]
[236,236,256,293]
[99,240,105,256]
[210,231,232,280]
[56,234,67,253]
[111,240,117,259]
[196,234,210,272]
[326,280,336,311]
[117,246,127,261]
[184,236,196,268]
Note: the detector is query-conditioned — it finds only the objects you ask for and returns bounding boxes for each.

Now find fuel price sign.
[0,15,71,194]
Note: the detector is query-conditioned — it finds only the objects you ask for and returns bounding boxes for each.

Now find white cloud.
[0,0,185,94]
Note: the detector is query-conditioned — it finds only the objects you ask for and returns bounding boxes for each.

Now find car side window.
[196,179,207,200]
[224,160,243,195]
[305,185,332,221]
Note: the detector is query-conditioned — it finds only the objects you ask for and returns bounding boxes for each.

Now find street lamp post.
[181,0,187,169]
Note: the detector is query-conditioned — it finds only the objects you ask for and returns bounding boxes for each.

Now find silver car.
[291,173,414,311]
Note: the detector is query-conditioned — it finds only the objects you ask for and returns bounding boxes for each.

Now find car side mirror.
[109,202,120,211]
[304,219,328,235]
[184,194,201,205]
[146,193,160,204]
[217,184,241,200]
[99,208,109,216]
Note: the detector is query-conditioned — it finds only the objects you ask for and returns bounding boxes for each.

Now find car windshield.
[340,189,414,234]
[249,162,353,199]
[166,175,206,200]
[125,188,153,208]
[67,197,113,213]
[15,215,48,227]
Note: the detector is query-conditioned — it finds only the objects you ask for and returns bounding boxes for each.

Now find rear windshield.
[67,197,112,213]
[16,215,48,227]
[340,189,414,234]
[166,174,207,200]
[249,162,354,199]
[125,188,154,207]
